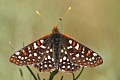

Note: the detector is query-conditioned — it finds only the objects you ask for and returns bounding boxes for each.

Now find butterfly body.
[10,26,103,72]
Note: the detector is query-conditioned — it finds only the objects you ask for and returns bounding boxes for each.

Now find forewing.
[10,34,50,66]
[62,34,103,67]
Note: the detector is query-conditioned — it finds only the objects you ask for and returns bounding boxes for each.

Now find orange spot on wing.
[10,58,13,61]
[16,62,19,65]
[37,41,40,46]
[97,60,100,64]
[72,41,76,46]
[10,58,16,62]
[100,59,103,63]
[84,62,87,66]
[22,50,27,56]
[27,62,30,65]
[86,51,91,56]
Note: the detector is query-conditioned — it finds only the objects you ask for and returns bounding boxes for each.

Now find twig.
[26,66,38,80]
[49,69,58,80]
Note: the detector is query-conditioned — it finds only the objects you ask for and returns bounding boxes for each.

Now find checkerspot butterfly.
[10,26,103,72]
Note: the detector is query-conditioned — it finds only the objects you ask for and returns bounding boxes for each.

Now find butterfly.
[10,26,103,72]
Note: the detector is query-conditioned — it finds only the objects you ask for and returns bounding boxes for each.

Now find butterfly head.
[52,26,60,34]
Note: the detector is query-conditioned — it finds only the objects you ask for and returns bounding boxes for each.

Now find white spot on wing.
[92,57,95,60]
[50,49,52,52]
[75,43,79,50]
[34,53,37,56]
[60,59,62,62]
[65,51,67,54]
[93,53,97,56]
[18,56,21,59]
[61,49,64,53]
[40,45,46,49]
[69,40,72,44]
[29,54,32,57]
[67,65,70,68]
[62,65,65,68]
[63,56,67,60]
[44,64,47,67]
[38,56,41,59]
[33,43,38,49]
[15,52,20,55]
[81,55,84,58]
[21,57,24,60]
[76,53,79,57]
[67,45,72,49]
[46,50,49,53]
[40,40,44,43]
[48,55,51,59]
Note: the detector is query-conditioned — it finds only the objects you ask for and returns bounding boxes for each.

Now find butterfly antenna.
[59,18,64,33]
[57,6,72,28]
[36,10,54,27]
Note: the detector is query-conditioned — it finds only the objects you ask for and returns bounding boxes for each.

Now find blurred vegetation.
[0,0,120,80]
[19,66,84,80]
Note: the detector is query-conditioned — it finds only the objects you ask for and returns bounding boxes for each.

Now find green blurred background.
[0,0,120,80]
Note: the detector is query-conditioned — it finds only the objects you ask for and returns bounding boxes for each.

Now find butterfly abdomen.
[52,33,62,68]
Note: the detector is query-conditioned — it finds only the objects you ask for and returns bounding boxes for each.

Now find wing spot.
[33,43,38,49]
[15,52,20,55]
[72,41,76,46]
[93,53,97,56]
[75,43,79,50]
[34,53,37,56]
[52,58,54,61]
[86,57,88,60]
[29,54,32,57]
[92,57,95,60]
[48,55,51,59]
[67,59,69,61]
[46,50,49,53]
[67,45,72,49]
[45,57,47,60]
[65,51,67,54]
[69,40,72,44]
[67,65,70,68]
[18,56,21,59]
[61,49,64,53]
[81,55,84,58]
[28,50,31,53]
[89,58,92,61]
[63,62,65,64]
[21,57,24,60]
[38,56,41,59]
[62,65,65,68]
[49,64,52,67]
[82,51,84,54]
[50,49,52,52]
[63,56,67,60]
[25,57,27,59]
[33,59,35,61]
[76,53,79,57]
[60,59,62,62]
[72,57,75,60]
[40,45,46,49]
[44,64,47,67]
[40,40,44,43]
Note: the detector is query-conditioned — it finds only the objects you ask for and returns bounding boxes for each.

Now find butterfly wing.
[10,34,50,66]
[62,34,103,67]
